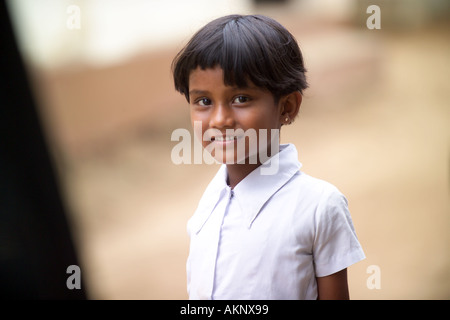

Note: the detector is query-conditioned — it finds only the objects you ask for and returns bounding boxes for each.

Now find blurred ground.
[28,9,449,299]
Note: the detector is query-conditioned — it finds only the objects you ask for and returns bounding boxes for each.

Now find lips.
[212,135,238,142]
[202,128,244,144]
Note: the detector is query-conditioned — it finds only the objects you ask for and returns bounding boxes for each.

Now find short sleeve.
[312,190,365,277]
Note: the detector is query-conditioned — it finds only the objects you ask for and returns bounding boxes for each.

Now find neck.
[226,144,282,189]
[226,162,261,189]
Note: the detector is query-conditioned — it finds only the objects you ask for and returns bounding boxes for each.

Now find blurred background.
[5,0,449,299]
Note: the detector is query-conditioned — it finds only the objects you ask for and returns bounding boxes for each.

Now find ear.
[279,91,302,125]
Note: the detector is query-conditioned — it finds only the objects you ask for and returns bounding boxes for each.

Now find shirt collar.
[189,143,302,233]
[188,165,229,234]
[233,143,302,228]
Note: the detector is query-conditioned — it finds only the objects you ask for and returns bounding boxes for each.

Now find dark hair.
[172,14,308,102]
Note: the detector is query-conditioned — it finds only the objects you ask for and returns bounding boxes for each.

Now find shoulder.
[291,174,357,242]
[281,171,352,235]
[285,171,345,205]
[269,171,350,250]
[276,170,347,225]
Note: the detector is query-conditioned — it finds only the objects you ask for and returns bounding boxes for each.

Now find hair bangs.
[190,19,263,91]
[172,14,308,102]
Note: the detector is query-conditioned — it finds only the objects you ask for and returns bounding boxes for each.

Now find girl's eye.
[233,96,249,104]
[197,98,212,106]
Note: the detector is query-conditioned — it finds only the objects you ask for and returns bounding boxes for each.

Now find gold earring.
[285,116,289,122]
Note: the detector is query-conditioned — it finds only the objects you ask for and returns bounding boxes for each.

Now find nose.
[209,102,235,129]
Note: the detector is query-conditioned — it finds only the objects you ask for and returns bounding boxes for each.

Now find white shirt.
[186,144,365,300]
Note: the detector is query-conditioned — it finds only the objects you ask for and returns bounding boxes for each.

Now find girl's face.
[188,66,285,165]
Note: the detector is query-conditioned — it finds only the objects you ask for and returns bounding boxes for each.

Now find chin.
[211,151,238,165]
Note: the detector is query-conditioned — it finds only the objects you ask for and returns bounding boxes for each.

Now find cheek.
[190,113,210,147]
[239,107,280,131]
[244,108,281,147]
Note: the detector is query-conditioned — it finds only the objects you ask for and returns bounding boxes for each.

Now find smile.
[213,136,238,142]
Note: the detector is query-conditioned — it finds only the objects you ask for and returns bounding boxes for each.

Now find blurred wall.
[8,0,252,68]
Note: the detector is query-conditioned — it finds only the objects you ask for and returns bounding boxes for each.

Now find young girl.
[172,14,365,300]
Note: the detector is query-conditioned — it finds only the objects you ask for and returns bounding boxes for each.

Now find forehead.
[188,66,260,92]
